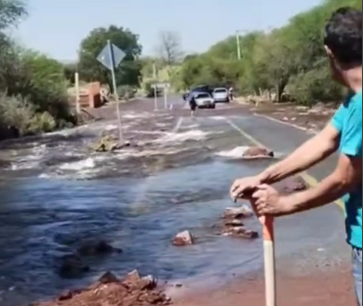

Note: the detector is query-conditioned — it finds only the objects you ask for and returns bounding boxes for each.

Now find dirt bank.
[174,262,355,306]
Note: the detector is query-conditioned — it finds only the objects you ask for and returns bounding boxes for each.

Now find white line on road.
[172,117,183,133]
[224,117,265,147]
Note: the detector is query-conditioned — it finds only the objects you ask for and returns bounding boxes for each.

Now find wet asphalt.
[0,94,349,305]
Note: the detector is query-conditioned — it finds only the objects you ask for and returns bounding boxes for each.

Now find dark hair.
[324,7,362,65]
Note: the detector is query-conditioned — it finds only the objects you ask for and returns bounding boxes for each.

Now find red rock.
[223,226,259,239]
[242,146,274,158]
[173,231,194,246]
[98,271,119,284]
[223,205,254,219]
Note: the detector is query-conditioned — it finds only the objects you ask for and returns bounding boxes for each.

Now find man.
[228,86,234,101]
[230,7,362,305]
[188,93,197,117]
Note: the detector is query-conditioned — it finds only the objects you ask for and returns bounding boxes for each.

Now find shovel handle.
[262,216,276,306]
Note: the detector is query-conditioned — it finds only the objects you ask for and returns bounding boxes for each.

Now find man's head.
[324,7,362,86]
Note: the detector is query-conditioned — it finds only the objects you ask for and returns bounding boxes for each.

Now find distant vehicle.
[212,87,230,103]
[189,92,215,109]
[183,85,214,101]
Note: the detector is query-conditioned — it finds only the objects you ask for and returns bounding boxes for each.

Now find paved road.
[162,94,349,271]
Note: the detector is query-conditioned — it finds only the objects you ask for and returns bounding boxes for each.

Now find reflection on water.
[0,161,265,305]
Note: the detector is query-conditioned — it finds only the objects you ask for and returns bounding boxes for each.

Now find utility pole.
[236,31,241,60]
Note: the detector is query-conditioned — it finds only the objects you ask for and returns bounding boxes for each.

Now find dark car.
[182,85,213,101]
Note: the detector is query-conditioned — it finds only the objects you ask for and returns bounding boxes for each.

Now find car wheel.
[210,104,216,109]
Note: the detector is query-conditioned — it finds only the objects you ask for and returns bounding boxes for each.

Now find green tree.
[174,0,361,104]
[0,0,27,30]
[78,25,142,91]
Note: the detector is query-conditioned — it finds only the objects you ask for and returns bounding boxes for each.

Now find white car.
[194,92,215,108]
[212,87,230,103]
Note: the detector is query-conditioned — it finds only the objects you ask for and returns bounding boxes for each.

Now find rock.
[172,231,194,246]
[58,254,90,278]
[125,270,142,283]
[224,219,244,227]
[77,240,122,256]
[123,270,157,291]
[58,290,75,301]
[98,271,119,284]
[223,226,259,239]
[242,146,274,158]
[32,270,171,306]
[283,176,307,193]
[0,159,11,168]
[223,205,254,219]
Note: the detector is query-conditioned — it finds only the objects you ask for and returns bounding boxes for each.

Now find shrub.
[117,85,135,100]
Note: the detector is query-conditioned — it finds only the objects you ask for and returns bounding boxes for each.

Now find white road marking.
[172,117,183,133]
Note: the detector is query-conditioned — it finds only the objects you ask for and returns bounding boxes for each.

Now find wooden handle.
[261,216,276,306]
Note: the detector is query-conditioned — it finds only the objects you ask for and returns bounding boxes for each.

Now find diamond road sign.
[97,44,125,70]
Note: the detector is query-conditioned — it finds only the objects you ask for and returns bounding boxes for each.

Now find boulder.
[58,254,90,278]
[283,176,307,193]
[222,226,259,239]
[223,205,254,219]
[172,231,194,246]
[98,271,119,284]
[77,240,122,257]
[242,146,274,158]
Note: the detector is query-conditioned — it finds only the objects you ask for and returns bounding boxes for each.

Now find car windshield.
[214,88,227,93]
[195,93,210,99]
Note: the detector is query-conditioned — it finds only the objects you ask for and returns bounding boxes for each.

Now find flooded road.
[0,98,345,305]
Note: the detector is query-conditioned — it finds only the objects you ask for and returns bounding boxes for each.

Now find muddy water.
[0,115,275,305]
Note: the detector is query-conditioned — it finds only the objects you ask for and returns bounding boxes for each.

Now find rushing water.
[0,115,276,305]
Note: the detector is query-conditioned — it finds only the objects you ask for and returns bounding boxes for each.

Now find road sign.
[151,83,170,89]
[97,44,125,70]
[96,41,126,144]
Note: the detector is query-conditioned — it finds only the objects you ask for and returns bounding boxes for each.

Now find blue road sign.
[97,44,125,70]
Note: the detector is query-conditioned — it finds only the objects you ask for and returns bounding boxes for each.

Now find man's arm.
[257,123,341,184]
[279,154,361,214]
[279,100,362,214]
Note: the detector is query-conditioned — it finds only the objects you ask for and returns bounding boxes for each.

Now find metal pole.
[152,62,157,79]
[107,39,123,145]
[164,86,167,109]
[236,31,241,60]
[152,62,158,111]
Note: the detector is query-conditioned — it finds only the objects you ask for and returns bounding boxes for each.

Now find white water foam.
[154,130,209,144]
[123,112,150,119]
[10,144,48,170]
[58,157,97,171]
[215,146,250,159]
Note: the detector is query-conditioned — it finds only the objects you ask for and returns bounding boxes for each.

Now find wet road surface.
[0,96,346,305]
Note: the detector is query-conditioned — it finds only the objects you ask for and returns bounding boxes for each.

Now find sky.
[15,0,323,61]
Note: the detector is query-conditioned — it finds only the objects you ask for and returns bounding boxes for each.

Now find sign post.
[151,83,170,111]
[75,72,80,114]
[97,41,126,145]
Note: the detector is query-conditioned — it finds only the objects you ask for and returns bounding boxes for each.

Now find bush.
[0,93,58,136]
[117,85,135,100]
[0,94,35,135]
[0,43,76,139]
[288,64,344,106]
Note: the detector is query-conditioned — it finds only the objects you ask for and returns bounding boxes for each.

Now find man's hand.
[230,176,262,200]
[251,184,291,217]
